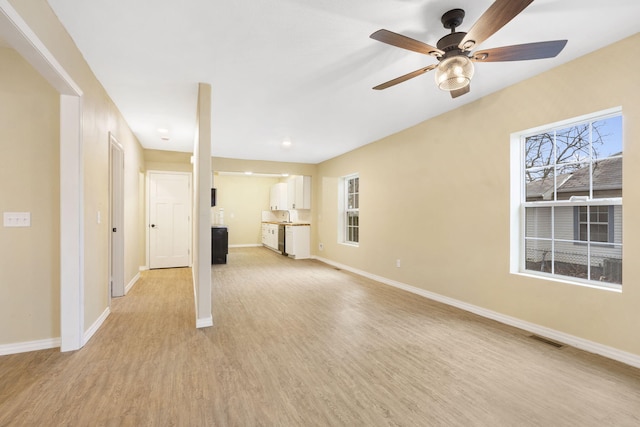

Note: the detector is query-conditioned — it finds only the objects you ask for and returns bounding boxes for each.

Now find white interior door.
[148,172,192,269]
[109,134,124,297]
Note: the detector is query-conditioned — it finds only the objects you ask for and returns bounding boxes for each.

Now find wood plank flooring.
[1,247,639,426]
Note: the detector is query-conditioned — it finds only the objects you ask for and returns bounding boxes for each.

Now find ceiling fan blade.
[370,29,443,57]
[472,40,568,62]
[373,65,437,90]
[450,85,470,99]
[459,0,534,51]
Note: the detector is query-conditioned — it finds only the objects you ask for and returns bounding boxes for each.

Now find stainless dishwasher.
[278,224,287,255]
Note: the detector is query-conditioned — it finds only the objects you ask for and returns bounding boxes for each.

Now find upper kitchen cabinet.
[270,182,288,211]
[287,175,311,210]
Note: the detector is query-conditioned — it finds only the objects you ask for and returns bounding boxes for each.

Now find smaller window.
[342,174,359,244]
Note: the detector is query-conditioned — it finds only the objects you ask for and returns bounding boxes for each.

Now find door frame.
[146,170,193,269]
[109,133,125,298]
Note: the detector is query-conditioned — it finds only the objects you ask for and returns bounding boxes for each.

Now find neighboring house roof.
[526,174,571,200]
[526,155,622,200]
[557,156,622,194]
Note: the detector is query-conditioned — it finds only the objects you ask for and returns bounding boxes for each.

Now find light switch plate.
[3,212,31,227]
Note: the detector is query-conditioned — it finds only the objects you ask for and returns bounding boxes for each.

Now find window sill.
[340,242,359,248]
[512,271,622,293]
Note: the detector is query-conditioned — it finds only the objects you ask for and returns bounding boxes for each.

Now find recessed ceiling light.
[157,128,169,133]
[282,140,292,147]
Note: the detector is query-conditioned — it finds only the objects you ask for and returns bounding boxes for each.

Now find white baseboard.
[313,256,640,369]
[83,307,110,345]
[0,337,61,356]
[125,272,141,294]
[139,265,149,271]
[196,316,213,328]
[229,243,261,248]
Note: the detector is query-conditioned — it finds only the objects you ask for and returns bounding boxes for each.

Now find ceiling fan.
[370,0,567,98]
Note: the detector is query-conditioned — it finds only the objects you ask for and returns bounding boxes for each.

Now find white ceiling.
[47,0,640,164]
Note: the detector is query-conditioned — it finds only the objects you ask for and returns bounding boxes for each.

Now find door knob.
[151,224,156,228]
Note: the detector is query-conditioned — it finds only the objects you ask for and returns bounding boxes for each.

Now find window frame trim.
[510,106,622,291]
[339,173,360,247]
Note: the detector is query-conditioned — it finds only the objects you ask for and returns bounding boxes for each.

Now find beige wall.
[213,174,280,246]
[123,140,146,286]
[145,149,193,172]
[0,47,60,344]
[316,33,640,357]
[8,0,146,339]
[213,157,316,177]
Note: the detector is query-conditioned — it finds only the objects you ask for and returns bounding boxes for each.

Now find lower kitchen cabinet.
[285,225,310,259]
[261,222,279,251]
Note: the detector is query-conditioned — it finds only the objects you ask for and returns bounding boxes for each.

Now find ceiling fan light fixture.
[435,56,474,91]
[370,2,568,96]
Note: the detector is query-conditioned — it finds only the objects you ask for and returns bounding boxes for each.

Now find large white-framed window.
[510,107,623,290]
[339,173,359,245]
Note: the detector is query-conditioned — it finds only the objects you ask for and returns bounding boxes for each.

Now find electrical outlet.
[396,259,401,268]
[319,243,324,251]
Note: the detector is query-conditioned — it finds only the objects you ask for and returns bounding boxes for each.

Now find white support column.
[60,95,84,351]
[194,83,213,328]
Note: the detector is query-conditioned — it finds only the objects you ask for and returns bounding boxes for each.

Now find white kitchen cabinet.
[261,223,268,246]
[270,182,288,211]
[285,225,310,259]
[262,223,279,250]
[269,224,278,249]
[287,175,311,210]
[269,223,277,249]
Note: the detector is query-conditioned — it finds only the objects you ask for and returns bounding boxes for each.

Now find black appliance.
[211,225,228,264]
[211,188,217,207]
[278,224,287,256]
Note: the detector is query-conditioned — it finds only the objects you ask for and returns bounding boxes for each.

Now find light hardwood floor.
[1,247,639,426]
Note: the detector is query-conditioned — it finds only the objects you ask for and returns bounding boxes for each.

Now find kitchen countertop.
[262,221,310,226]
